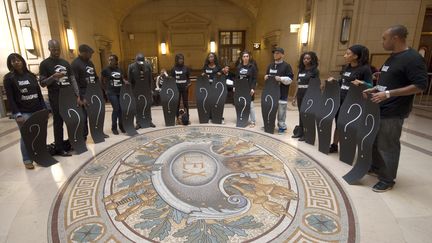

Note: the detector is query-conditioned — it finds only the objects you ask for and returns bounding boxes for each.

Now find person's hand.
[233,87,235,92]
[264,75,269,80]
[327,77,336,82]
[370,91,387,103]
[292,97,297,106]
[16,116,25,126]
[351,79,364,86]
[51,72,65,80]
[275,76,282,82]
[124,80,130,85]
[250,89,255,96]
[362,86,378,99]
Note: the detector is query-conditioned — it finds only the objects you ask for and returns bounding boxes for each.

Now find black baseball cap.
[79,44,94,54]
[272,47,285,54]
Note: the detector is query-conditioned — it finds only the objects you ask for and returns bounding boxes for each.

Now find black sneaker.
[298,136,306,142]
[119,126,126,133]
[135,124,141,130]
[103,133,110,138]
[112,129,119,135]
[150,123,156,128]
[372,181,394,193]
[329,143,338,153]
[55,150,72,157]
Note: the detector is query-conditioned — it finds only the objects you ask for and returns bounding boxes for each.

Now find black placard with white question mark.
[261,76,280,134]
[59,86,87,154]
[316,81,341,154]
[85,82,106,143]
[209,75,228,124]
[160,77,179,126]
[233,78,251,127]
[20,109,58,166]
[120,83,138,136]
[299,78,321,144]
[195,76,212,123]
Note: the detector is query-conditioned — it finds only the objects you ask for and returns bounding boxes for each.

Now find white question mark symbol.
[29,124,40,155]
[123,93,132,118]
[360,114,375,158]
[304,99,313,118]
[319,98,335,132]
[67,108,80,142]
[166,88,174,113]
[265,95,273,123]
[91,95,102,129]
[199,88,208,113]
[215,82,225,108]
[239,96,247,120]
[138,95,147,118]
[343,103,362,139]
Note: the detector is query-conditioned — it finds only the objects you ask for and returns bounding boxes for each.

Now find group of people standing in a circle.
[3,24,429,195]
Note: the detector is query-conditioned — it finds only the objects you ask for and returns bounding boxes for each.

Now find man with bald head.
[39,39,80,156]
[364,25,428,192]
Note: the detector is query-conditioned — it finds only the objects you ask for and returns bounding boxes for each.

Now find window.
[218,31,245,66]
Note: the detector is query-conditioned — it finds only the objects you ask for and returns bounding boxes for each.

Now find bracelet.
[385,90,391,98]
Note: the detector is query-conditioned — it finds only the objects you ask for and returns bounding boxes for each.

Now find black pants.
[296,88,307,129]
[177,84,189,116]
[371,117,404,185]
[48,91,65,152]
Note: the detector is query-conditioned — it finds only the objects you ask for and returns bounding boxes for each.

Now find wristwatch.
[385,90,391,98]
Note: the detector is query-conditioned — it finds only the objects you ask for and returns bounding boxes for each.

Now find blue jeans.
[278,101,288,129]
[16,113,33,164]
[371,117,404,185]
[108,94,122,129]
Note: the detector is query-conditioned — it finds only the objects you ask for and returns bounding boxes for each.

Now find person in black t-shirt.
[264,47,294,134]
[363,25,428,192]
[222,65,235,104]
[71,44,108,140]
[326,44,373,153]
[202,52,221,83]
[170,54,191,120]
[101,54,126,135]
[292,51,320,141]
[3,53,46,169]
[39,39,80,157]
[236,51,257,127]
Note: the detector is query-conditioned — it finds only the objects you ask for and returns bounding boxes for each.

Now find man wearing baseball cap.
[71,44,108,140]
[264,47,294,134]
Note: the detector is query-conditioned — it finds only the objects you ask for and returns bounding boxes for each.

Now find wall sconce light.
[129,33,135,40]
[210,41,216,53]
[160,42,167,55]
[253,42,261,50]
[21,26,34,50]
[290,24,301,33]
[340,16,351,44]
[66,28,76,50]
[300,22,309,45]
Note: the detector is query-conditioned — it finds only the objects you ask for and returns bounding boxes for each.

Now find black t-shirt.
[102,67,124,95]
[202,64,221,82]
[71,57,98,98]
[338,64,372,100]
[298,67,320,87]
[266,61,294,101]
[377,48,428,118]
[39,57,73,91]
[3,72,45,114]
[170,65,190,85]
[236,63,257,90]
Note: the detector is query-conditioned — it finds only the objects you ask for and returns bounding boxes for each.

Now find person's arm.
[250,65,257,90]
[186,67,191,86]
[32,74,47,109]
[39,63,63,88]
[155,76,161,90]
[352,65,373,88]
[128,64,135,88]
[100,69,109,89]
[3,76,21,116]
[277,64,293,85]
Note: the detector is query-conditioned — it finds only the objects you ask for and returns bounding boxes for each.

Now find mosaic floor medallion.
[49,126,357,242]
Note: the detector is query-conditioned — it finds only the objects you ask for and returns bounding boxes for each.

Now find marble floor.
[0,103,431,243]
